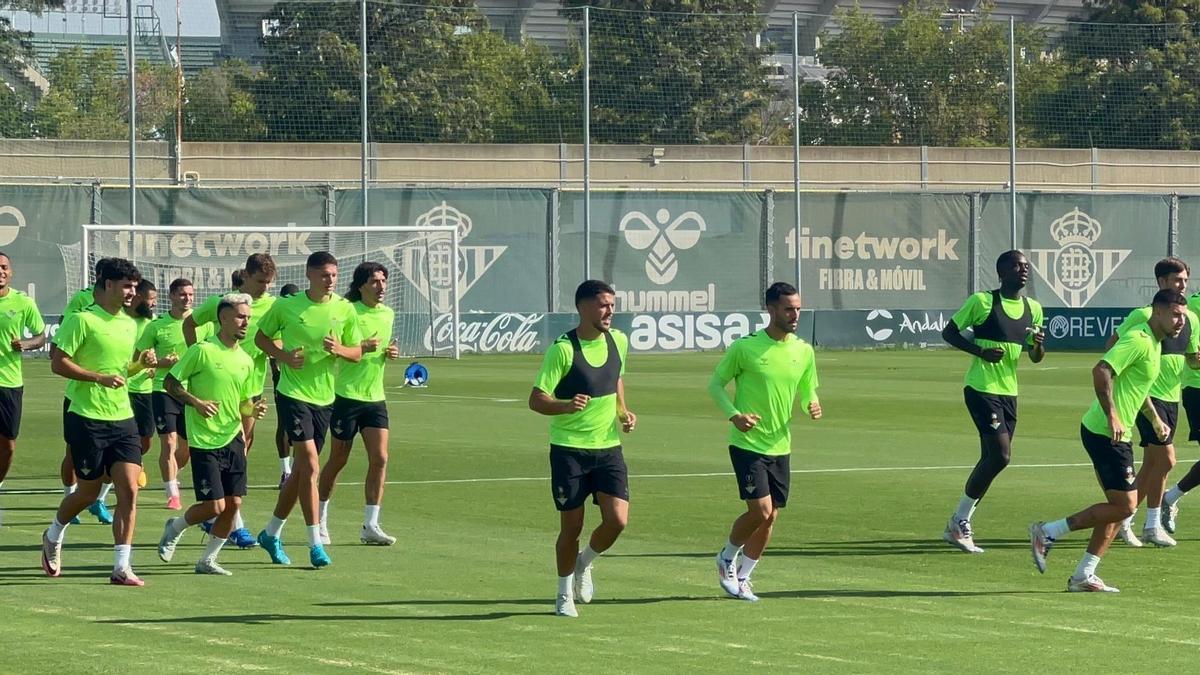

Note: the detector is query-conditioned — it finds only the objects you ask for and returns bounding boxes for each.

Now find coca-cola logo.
[424,313,544,354]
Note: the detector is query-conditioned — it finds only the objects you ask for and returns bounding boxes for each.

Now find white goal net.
[68,225,461,359]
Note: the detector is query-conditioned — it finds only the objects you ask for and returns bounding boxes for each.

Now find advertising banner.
[0,184,94,314]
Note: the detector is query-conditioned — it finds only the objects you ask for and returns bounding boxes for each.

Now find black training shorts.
[548,444,629,512]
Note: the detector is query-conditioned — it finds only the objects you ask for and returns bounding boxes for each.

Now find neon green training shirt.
[1117,305,1199,402]
[168,336,255,450]
[1183,292,1200,390]
[951,291,1044,397]
[137,312,212,392]
[126,315,154,394]
[0,290,44,388]
[53,305,137,421]
[335,301,394,403]
[256,292,361,406]
[1082,322,1161,443]
[64,286,95,317]
[708,330,819,456]
[192,292,276,397]
[533,329,628,449]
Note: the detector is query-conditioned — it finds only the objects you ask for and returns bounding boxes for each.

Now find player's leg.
[718,446,771,597]
[947,389,1012,553]
[734,454,789,601]
[359,425,395,545]
[293,400,332,566]
[549,446,586,617]
[159,431,182,508]
[1137,443,1177,546]
[1163,458,1200,533]
[275,403,291,488]
[318,397,356,544]
[196,445,244,576]
[159,443,222,562]
[0,385,19,527]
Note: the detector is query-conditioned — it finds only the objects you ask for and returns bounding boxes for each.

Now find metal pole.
[1008,16,1017,249]
[582,6,591,281]
[792,13,801,293]
[360,0,369,228]
[128,0,136,225]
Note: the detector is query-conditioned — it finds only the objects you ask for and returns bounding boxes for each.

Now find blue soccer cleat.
[228,527,258,549]
[309,544,331,568]
[88,500,113,525]
[257,529,290,565]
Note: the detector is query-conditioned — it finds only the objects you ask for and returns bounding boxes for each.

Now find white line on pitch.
[384,390,520,403]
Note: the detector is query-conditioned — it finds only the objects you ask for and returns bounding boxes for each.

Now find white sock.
[720,540,741,562]
[233,510,245,530]
[265,516,286,538]
[306,524,322,547]
[557,574,573,597]
[47,517,68,543]
[280,457,292,473]
[1043,518,1070,540]
[953,494,978,522]
[578,545,600,569]
[1121,512,1135,529]
[319,500,329,526]
[1165,485,1186,505]
[113,543,131,571]
[167,516,188,537]
[364,504,380,527]
[737,555,759,581]
[64,483,76,497]
[97,482,113,502]
[1145,507,1161,531]
[166,480,179,498]
[1073,552,1101,580]
[203,535,225,561]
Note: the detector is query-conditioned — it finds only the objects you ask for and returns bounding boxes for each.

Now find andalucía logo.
[620,208,705,285]
[387,202,507,313]
[1028,208,1131,309]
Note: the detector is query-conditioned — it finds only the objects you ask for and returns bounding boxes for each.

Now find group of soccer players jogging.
[1,242,1196,607]
[0,249,403,585]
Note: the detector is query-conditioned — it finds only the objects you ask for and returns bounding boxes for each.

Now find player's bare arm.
[51,348,123,388]
[942,320,1003,363]
[528,387,588,416]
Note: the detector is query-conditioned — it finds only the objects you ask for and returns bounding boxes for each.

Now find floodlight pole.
[793,12,802,295]
[1008,16,1017,249]
[360,0,369,228]
[582,6,591,281]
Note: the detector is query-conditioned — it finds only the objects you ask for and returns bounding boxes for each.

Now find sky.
[4,0,221,37]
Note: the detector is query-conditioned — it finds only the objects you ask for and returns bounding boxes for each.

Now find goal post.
[73,224,461,359]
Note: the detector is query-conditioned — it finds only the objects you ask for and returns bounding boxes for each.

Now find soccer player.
[272,282,301,489]
[135,277,204,510]
[58,258,112,524]
[0,252,45,527]
[529,279,636,619]
[317,263,400,546]
[1030,289,1187,593]
[709,281,820,603]
[940,250,1045,553]
[1103,258,1198,547]
[126,280,157,487]
[254,252,361,568]
[185,255,276,547]
[41,258,152,585]
[157,293,267,575]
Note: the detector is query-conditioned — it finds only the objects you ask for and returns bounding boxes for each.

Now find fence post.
[324,184,336,227]
[970,192,981,294]
[763,188,775,294]
[1007,16,1017,249]
[548,188,560,313]
[743,143,752,190]
[90,180,102,225]
[360,0,369,228]
[582,5,591,281]
[792,12,802,294]
[127,0,137,226]
[1169,193,1179,257]
[920,145,929,189]
[1091,147,1099,191]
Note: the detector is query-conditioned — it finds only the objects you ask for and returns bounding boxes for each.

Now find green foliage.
[565,0,773,144]
[183,59,267,142]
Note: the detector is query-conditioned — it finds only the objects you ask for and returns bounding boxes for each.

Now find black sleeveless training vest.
[552,329,622,399]
[973,290,1032,344]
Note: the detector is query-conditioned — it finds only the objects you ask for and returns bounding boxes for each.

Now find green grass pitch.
[3,350,1199,673]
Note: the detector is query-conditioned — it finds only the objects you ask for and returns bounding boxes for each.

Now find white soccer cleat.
[943,517,985,554]
[555,593,578,618]
[318,521,331,546]
[715,552,740,597]
[1029,521,1053,574]
[41,529,62,577]
[573,556,594,604]
[1067,574,1119,593]
[1163,501,1179,534]
[736,579,759,602]
[359,524,396,546]
[194,557,233,576]
[1142,527,1177,548]
[157,519,183,563]
[1117,521,1143,547]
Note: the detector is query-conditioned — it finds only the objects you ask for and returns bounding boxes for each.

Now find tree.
[183,59,267,141]
[1032,0,1200,149]
[797,3,1060,147]
[562,0,773,145]
[253,1,569,143]
[33,46,177,140]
